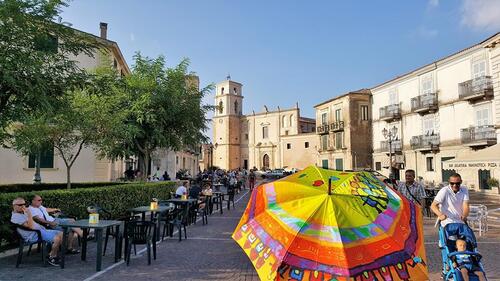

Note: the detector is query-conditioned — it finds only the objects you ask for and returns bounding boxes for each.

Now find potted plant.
[487,177,499,194]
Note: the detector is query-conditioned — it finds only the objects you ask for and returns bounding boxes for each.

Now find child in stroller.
[452,239,486,281]
[438,223,487,281]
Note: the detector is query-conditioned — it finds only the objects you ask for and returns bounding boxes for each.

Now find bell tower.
[213,76,243,170]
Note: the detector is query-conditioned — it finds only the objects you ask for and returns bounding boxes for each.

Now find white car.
[264,169,286,179]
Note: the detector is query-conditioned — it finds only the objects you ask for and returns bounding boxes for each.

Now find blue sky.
[62,0,500,122]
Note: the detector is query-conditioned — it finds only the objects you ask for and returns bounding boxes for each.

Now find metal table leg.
[95,228,103,271]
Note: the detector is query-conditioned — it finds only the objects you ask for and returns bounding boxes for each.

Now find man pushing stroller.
[431,173,487,281]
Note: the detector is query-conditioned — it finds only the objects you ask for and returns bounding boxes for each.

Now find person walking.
[431,173,475,242]
[397,169,426,206]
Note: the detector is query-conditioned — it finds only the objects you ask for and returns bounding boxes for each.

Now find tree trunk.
[144,151,151,179]
[66,165,71,189]
[33,151,42,184]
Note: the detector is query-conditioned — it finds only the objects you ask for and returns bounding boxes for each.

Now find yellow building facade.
[212,78,317,170]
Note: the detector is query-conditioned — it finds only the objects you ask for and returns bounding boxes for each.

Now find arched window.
[234,100,238,114]
[282,116,286,128]
[221,87,224,95]
[218,100,223,114]
[290,115,294,127]
[233,87,237,94]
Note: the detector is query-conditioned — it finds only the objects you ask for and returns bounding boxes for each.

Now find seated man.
[189,184,202,199]
[29,194,82,254]
[452,239,486,281]
[175,181,189,198]
[11,197,62,266]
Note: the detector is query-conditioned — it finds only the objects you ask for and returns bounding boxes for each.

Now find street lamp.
[382,126,398,179]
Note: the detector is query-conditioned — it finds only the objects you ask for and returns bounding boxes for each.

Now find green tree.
[11,64,126,188]
[100,54,213,178]
[0,0,98,141]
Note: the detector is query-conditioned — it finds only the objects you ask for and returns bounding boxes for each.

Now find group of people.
[395,170,485,281]
[197,168,257,191]
[11,195,82,266]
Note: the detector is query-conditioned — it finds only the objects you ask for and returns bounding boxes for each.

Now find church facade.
[212,78,317,170]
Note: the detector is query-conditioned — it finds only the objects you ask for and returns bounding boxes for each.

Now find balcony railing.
[458,76,493,102]
[410,134,440,151]
[411,92,438,114]
[379,104,401,122]
[316,124,329,134]
[380,140,402,153]
[329,121,344,132]
[461,125,497,147]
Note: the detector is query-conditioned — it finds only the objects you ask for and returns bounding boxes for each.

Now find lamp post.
[382,126,398,179]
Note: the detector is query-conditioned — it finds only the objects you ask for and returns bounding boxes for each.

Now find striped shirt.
[397,181,426,204]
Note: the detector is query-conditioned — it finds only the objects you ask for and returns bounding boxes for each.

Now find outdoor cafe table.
[59,219,122,271]
[129,205,173,241]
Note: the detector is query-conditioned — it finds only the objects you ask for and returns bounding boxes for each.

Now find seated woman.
[452,239,486,281]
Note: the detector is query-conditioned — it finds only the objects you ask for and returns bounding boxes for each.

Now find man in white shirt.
[431,173,476,242]
[29,194,82,254]
[11,197,62,266]
[175,181,189,197]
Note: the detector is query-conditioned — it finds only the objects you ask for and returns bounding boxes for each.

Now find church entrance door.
[263,154,270,169]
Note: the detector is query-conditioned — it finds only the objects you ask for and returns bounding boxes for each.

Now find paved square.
[0,188,498,281]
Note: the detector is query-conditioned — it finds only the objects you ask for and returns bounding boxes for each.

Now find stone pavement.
[0,186,498,281]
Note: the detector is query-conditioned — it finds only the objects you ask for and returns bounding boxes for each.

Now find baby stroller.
[438,222,487,281]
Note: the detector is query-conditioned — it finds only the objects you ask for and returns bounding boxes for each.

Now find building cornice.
[371,32,500,92]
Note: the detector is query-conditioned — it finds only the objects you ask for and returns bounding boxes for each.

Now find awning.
[443,144,500,169]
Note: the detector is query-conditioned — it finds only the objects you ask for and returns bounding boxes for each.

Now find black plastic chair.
[167,204,190,241]
[11,223,47,268]
[124,220,156,266]
[192,196,209,225]
[223,189,235,210]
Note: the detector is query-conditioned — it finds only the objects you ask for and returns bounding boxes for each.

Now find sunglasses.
[449,182,462,186]
[14,203,26,206]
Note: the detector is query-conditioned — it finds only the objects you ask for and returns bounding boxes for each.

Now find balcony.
[329,121,344,132]
[380,140,402,154]
[379,104,401,122]
[316,124,329,134]
[411,93,438,115]
[410,134,440,152]
[458,76,494,103]
[461,125,497,147]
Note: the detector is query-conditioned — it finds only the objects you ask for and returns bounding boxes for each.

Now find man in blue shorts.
[11,197,62,266]
[29,194,81,254]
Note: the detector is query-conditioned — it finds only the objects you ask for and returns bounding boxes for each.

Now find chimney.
[100,22,108,39]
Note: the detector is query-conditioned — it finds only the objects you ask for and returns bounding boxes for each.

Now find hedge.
[0,181,177,251]
[0,182,124,193]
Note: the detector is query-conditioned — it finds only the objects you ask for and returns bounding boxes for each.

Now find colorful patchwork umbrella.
[232,166,428,281]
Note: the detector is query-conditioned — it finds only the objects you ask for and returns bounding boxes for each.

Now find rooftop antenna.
[226,74,231,80]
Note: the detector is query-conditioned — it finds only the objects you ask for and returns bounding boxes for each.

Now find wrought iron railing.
[380,140,402,153]
[329,121,344,132]
[458,76,493,99]
[410,134,440,150]
[379,104,401,120]
[411,92,438,112]
[461,125,496,144]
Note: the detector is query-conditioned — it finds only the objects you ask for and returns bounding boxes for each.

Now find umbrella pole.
[328,178,332,195]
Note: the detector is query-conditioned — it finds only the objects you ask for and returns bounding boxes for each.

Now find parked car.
[263,169,286,179]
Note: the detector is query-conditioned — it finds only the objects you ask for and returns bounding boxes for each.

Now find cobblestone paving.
[0,187,498,281]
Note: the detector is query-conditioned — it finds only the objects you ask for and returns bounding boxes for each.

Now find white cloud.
[130,33,135,42]
[417,26,439,39]
[461,0,500,31]
[428,0,439,8]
